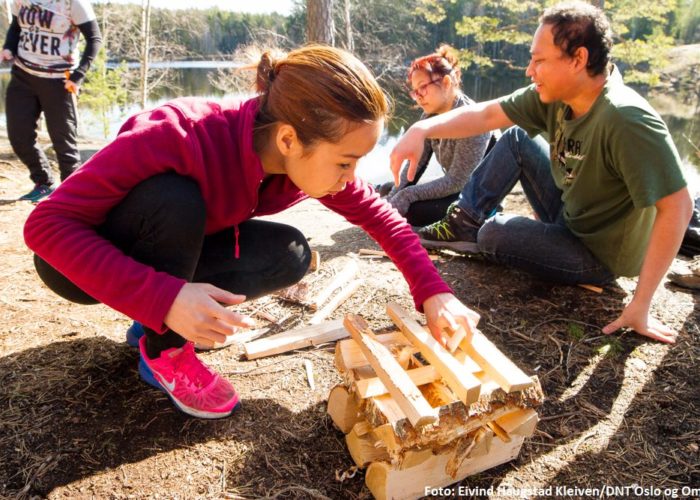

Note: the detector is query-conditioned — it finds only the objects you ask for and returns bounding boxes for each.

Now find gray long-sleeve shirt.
[387,93,493,215]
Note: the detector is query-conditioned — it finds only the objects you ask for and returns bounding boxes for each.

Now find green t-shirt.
[499,67,686,277]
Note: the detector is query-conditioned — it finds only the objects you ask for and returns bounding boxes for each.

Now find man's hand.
[1,49,13,62]
[163,282,256,348]
[422,292,480,347]
[389,125,427,186]
[602,298,678,344]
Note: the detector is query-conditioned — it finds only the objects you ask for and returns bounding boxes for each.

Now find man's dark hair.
[540,1,613,76]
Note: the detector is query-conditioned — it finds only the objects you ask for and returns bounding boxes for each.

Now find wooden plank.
[386,302,481,405]
[445,325,468,353]
[326,385,361,433]
[452,349,483,373]
[244,319,348,360]
[335,331,414,372]
[308,278,363,324]
[344,314,438,428]
[355,365,440,399]
[310,260,359,310]
[458,330,533,393]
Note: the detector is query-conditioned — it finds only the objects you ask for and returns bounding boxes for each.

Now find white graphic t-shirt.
[11,0,96,77]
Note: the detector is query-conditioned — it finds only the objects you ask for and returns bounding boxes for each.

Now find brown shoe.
[668,257,700,290]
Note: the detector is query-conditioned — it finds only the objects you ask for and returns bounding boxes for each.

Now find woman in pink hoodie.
[24,45,478,419]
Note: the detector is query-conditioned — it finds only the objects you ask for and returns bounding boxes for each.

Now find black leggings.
[34,173,311,355]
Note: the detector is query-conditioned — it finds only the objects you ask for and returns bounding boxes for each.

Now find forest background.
[2,0,699,139]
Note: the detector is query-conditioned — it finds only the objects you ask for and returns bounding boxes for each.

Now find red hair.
[408,44,461,84]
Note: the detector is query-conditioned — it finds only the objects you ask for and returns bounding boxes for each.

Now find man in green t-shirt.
[389,1,693,344]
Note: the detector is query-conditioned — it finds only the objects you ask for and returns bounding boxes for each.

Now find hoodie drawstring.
[234,224,240,259]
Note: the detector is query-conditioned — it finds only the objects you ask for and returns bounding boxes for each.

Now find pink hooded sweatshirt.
[24,97,451,332]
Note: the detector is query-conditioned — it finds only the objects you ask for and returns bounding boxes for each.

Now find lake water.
[0,65,698,187]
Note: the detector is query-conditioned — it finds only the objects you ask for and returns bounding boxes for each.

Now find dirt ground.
[0,136,698,500]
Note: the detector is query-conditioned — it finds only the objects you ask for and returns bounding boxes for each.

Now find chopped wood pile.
[327,303,544,500]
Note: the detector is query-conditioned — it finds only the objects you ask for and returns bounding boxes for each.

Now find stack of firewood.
[327,303,544,500]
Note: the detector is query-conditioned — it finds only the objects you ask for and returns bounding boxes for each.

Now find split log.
[310,260,359,310]
[327,384,362,433]
[386,303,481,406]
[308,278,363,325]
[344,314,438,428]
[458,330,533,393]
[495,408,538,437]
[365,434,525,500]
[335,331,414,373]
[346,423,390,467]
[355,365,440,399]
[244,319,348,360]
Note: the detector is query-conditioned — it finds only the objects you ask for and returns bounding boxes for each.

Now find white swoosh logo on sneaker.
[158,374,176,392]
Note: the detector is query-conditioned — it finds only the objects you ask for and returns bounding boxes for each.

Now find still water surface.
[0,64,698,186]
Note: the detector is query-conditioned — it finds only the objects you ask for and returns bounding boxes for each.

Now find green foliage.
[457,48,495,68]
[567,322,585,341]
[415,0,458,23]
[612,28,674,85]
[596,338,624,358]
[419,0,543,72]
[416,0,682,87]
[606,0,675,85]
[676,0,700,43]
[455,16,533,44]
[609,0,676,33]
[80,49,129,138]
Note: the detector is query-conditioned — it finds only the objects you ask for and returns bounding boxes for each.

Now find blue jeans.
[457,127,614,285]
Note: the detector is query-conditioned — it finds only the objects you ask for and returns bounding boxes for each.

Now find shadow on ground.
[0,336,367,498]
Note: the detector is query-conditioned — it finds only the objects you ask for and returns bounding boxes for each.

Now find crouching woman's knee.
[281,226,312,286]
[34,254,98,305]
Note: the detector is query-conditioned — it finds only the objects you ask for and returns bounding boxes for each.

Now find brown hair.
[540,1,612,76]
[252,45,390,150]
[407,44,461,85]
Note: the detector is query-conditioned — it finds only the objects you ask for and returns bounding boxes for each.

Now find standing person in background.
[378,45,494,227]
[25,45,479,420]
[2,0,102,202]
[390,1,693,344]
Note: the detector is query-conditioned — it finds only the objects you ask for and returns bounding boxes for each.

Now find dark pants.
[6,66,81,185]
[34,173,311,355]
[404,193,459,227]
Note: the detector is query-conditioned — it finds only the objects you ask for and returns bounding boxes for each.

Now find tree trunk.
[139,0,151,109]
[306,0,335,45]
[343,0,353,52]
[5,0,12,23]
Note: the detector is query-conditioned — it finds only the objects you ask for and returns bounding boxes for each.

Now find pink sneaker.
[138,336,240,419]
